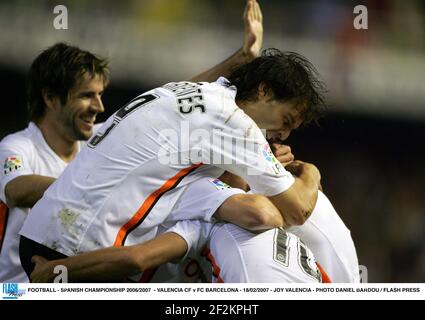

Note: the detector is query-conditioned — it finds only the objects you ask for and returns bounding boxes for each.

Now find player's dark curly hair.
[27,42,110,121]
[226,48,327,125]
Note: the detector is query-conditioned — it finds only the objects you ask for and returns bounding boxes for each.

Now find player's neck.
[236,99,248,110]
[34,118,79,163]
[237,99,259,120]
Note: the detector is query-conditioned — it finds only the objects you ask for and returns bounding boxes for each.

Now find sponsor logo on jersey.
[209,178,231,190]
[3,155,23,175]
[262,144,283,175]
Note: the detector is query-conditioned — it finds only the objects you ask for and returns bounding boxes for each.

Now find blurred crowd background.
[0,0,424,282]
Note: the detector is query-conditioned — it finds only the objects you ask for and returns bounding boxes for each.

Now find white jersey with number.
[0,123,71,282]
[208,224,323,283]
[165,221,322,283]
[158,191,359,283]
[20,78,295,256]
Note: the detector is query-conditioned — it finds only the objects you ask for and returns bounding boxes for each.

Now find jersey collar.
[216,77,237,99]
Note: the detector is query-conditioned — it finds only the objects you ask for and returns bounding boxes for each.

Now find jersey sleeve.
[0,137,34,204]
[197,85,295,197]
[164,220,214,261]
[164,176,246,223]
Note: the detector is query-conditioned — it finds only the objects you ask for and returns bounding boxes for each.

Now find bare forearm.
[291,175,319,219]
[31,232,188,283]
[188,48,251,83]
[270,166,320,226]
[5,175,55,208]
[218,171,250,192]
[215,194,285,231]
[51,247,139,282]
[294,164,321,212]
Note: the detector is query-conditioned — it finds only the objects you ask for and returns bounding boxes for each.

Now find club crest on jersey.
[209,178,231,190]
[3,156,23,175]
[262,144,283,175]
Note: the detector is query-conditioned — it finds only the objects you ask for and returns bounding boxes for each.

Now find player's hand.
[219,171,250,191]
[286,160,321,183]
[284,160,304,177]
[271,143,294,167]
[242,0,263,60]
[30,255,55,283]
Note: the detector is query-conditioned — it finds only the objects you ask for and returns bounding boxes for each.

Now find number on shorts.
[297,240,322,282]
[273,228,290,267]
[88,94,159,148]
[273,228,322,282]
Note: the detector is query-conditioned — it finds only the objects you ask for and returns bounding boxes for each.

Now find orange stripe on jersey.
[317,262,332,283]
[0,202,9,253]
[113,163,202,247]
[202,247,224,283]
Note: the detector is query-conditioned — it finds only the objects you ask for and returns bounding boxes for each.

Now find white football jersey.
[20,78,295,256]
[124,177,241,283]
[208,223,323,283]
[288,191,360,283]
[0,123,71,282]
[163,221,322,283]
[129,177,237,283]
[151,191,359,283]
[0,123,103,283]
[140,220,214,283]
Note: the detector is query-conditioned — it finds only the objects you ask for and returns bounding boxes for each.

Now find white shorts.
[207,223,324,283]
[288,191,360,283]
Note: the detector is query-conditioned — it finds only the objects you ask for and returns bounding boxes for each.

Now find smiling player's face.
[57,73,105,141]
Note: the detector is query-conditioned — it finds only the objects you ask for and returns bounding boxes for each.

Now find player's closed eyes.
[283,116,293,128]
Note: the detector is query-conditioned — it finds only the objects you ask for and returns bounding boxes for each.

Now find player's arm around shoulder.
[269,160,321,226]
[0,136,55,208]
[264,143,322,226]
[214,162,321,230]
[217,145,321,228]
[4,175,56,208]
[30,232,188,282]
[214,193,285,231]
[215,172,287,230]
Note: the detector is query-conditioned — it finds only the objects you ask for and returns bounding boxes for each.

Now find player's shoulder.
[160,78,234,105]
[200,77,236,101]
[204,77,240,117]
[0,123,37,151]
[203,78,239,113]
[154,78,238,129]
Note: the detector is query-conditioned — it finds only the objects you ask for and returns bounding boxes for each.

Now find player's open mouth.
[80,116,95,129]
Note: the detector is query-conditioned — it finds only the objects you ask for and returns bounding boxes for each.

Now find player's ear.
[257,82,273,100]
[42,89,60,111]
